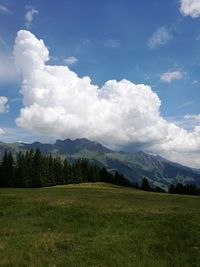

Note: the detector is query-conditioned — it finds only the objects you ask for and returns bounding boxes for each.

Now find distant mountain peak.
[0,138,200,189]
[54,138,112,154]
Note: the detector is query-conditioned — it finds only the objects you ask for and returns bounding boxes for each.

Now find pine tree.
[31,149,45,187]
[53,157,64,184]
[0,151,15,187]
[141,177,151,191]
[47,155,56,186]
[63,158,70,184]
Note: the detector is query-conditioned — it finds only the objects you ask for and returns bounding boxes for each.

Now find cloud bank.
[180,0,200,18]
[13,30,200,167]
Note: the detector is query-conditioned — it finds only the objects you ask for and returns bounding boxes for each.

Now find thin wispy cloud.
[64,56,78,65]
[193,80,198,84]
[177,101,195,110]
[0,37,5,46]
[0,4,11,14]
[25,7,39,28]
[75,39,91,53]
[160,70,183,83]
[148,27,173,49]
[196,34,200,41]
[103,39,120,48]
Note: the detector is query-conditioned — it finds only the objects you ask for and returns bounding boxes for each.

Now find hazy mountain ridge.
[0,138,200,190]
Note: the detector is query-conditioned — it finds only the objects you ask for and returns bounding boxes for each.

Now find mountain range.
[0,138,200,190]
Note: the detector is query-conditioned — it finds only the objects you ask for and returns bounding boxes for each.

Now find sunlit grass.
[0,183,200,267]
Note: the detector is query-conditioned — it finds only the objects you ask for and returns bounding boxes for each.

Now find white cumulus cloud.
[148,27,173,49]
[0,96,9,113]
[160,70,183,83]
[13,30,200,167]
[14,30,168,149]
[64,56,78,65]
[25,7,39,28]
[180,0,200,18]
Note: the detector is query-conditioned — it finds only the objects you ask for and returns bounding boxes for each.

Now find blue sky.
[0,0,200,167]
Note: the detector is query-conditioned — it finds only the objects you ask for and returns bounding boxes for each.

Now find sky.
[0,0,200,167]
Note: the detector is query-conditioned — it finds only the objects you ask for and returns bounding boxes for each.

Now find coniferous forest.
[0,149,133,188]
[0,149,200,196]
[168,183,200,196]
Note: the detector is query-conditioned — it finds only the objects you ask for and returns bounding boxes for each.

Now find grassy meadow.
[0,183,200,267]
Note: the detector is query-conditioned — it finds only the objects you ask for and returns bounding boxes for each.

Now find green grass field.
[0,183,200,267]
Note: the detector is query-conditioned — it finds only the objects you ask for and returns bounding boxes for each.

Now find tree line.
[0,149,199,196]
[169,183,200,196]
[139,179,200,195]
[0,149,134,188]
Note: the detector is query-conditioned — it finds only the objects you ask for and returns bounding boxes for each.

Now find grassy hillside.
[0,183,200,267]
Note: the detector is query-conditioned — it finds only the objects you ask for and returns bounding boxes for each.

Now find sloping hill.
[0,138,200,189]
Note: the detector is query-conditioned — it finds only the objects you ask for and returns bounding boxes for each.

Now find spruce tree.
[141,177,151,191]
[31,149,45,187]
[0,151,15,187]
[53,157,64,184]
